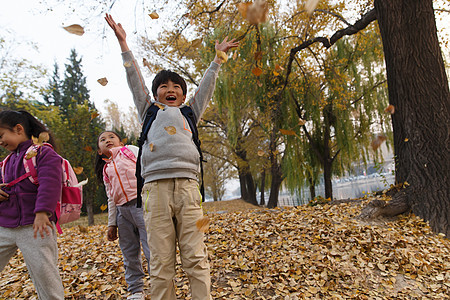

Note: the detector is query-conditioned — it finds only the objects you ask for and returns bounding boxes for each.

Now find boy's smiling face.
[155,80,186,107]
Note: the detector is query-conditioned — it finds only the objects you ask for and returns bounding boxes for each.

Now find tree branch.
[283,9,377,90]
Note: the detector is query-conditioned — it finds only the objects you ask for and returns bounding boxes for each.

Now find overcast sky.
[0,0,161,114]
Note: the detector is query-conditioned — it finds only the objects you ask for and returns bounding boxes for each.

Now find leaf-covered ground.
[1,198,449,299]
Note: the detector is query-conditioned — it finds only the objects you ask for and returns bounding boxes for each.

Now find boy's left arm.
[188,37,239,121]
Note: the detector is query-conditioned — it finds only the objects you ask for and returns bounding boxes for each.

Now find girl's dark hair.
[94,131,122,183]
[151,70,187,97]
[0,110,57,148]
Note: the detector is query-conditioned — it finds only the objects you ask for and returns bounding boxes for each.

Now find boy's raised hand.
[105,13,130,52]
[214,37,239,64]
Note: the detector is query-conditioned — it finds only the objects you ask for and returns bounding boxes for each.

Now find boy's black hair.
[94,131,122,183]
[151,70,187,97]
[0,109,57,148]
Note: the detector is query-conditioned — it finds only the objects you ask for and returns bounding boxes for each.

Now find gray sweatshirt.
[121,51,220,183]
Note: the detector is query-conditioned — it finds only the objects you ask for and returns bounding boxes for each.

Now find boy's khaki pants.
[142,178,211,300]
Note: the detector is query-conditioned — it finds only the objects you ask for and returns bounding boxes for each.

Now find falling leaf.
[191,38,202,48]
[232,51,238,60]
[149,12,159,19]
[25,150,37,159]
[246,0,269,24]
[257,150,265,156]
[216,50,228,63]
[254,51,263,61]
[164,126,177,135]
[275,64,284,71]
[256,80,263,87]
[97,77,108,86]
[84,146,93,152]
[73,167,84,175]
[196,216,210,233]
[371,134,387,150]
[155,103,165,110]
[384,104,395,114]
[100,204,107,212]
[121,138,128,144]
[123,61,132,68]
[32,132,49,146]
[149,143,154,151]
[273,70,279,76]
[237,2,252,19]
[299,119,306,126]
[252,67,263,76]
[305,0,320,15]
[90,112,100,120]
[280,129,296,136]
[404,138,409,142]
[143,58,151,70]
[63,24,85,36]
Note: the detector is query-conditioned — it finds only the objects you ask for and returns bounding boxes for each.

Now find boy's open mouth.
[166,95,177,102]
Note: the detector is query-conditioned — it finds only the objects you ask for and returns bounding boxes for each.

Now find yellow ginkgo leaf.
[73,167,84,175]
[404,138,409,142]
[32,132,50,146]
[149,12,159,19]
[90,112,100,120]
[280,129,296,136]
[149,143,154,151]
[305,0,320,15]
[257,150,265,157]
[100,204,108,212]
[216,50,228,63]
[97,77,108,86]
[384,104,395,114]
[256,80,263,87]
[155,103,165,110]
[63,24,85,36]
[164,126,177,135]
[122,138,128,144]
[25,150,37,160]
[252,67,263,76]
[196,216,210,233]
[371,134,387,150]
[123,61,132,68]
[232,51,238,60]
[143,58,151,70]
[191,38,202,48]
[298,119,306,126]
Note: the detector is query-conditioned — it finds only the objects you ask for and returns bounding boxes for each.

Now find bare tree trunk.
[361,0,450,236]
[260,169,266,206]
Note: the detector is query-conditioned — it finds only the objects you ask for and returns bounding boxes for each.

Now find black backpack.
[135,103,205,207]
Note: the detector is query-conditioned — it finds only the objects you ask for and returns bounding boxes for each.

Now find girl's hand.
[33,212,53,239]
[0,183,9,202]
[107,226,118,241]
[214,37,240,64]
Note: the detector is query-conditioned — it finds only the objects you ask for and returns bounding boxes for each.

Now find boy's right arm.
[105,13,151,120]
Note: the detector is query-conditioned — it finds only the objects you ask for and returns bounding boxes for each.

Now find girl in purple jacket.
[0,110,64,299]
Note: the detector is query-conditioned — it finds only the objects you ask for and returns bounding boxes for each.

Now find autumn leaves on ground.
[1,199,449,299]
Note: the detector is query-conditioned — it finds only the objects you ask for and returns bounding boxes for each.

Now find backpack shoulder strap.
[1,153,13,184]
[136,103,161,208]
[180,105,205,202]
[120,146,137,162]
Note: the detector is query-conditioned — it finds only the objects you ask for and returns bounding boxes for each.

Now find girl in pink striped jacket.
[95,131,150,300]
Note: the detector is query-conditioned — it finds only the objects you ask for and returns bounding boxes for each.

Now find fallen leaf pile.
[1,199,448,299]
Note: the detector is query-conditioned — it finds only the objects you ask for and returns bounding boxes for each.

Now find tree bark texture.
[371,0,450,236]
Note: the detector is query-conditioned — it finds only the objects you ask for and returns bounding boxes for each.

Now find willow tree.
[282,24,390,200]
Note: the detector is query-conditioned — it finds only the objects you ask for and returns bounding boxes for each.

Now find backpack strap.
[180,106,205,203]
[136,103,161,207]
[120,146,137,162]
[0,153,13,184]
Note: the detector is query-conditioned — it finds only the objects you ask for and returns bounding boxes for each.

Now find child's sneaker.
[127,292,145,300]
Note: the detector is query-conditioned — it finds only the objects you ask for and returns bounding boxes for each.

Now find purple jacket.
[0,140,62,227]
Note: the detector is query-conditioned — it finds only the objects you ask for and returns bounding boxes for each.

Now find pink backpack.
[0,143,83,234]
